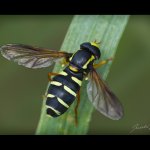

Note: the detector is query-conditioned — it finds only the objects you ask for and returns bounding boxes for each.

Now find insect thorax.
[69,50,95,74]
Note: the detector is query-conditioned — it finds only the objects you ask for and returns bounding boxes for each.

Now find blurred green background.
[0,15,150,135]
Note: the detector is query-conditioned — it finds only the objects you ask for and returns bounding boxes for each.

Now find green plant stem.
[36,15,129,135]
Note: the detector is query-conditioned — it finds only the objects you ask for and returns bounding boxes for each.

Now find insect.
[0,41,123,125]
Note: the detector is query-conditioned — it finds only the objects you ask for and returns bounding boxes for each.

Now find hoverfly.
[0,41,123,124]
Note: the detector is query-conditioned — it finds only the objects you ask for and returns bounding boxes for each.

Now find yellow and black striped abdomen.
[46,67,83,118]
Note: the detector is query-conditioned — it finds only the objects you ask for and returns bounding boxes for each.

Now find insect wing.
[87,69,123,120]
[0,44,72,69]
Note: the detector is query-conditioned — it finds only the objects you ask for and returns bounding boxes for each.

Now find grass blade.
[36,15,129,135]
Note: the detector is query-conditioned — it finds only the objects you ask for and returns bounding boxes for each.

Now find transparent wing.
[0,44,72,69]
[87,69,123,120]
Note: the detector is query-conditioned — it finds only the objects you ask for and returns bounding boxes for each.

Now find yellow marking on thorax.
[47,94,55,98]
[57,97,69,108]
[71,76,82,86]
[69,65,78,72]
[50,81,62,86]
[59,71,68,76]
[90,41,100,48]
[82,55,95,69]
[46,105,61,115]
[64,85,76,97]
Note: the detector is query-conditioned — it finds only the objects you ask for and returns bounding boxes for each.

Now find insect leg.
[48,72,61,81]
[74,90,81,126]
[94,57,113,69]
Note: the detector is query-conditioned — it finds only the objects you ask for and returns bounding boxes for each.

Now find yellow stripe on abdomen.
[46,105,61,115]
[59,71,68,76]
[64,85,76,97]
[57,97,69,108]
[50,81,62,86]
[47,94,55,98]
[47,93,69,108]
[71,76,82,86]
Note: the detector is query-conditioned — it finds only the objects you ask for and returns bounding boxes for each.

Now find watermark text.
[130,123,150,133]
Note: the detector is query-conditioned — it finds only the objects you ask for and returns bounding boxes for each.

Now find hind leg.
[94,57,113,69]
[48,72,61,81]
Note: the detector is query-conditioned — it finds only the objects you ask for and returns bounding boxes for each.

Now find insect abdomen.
[46,67,83,117]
